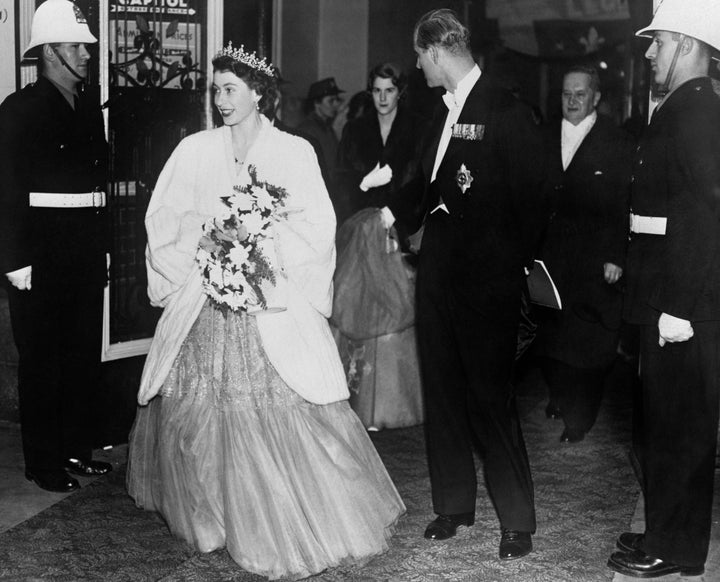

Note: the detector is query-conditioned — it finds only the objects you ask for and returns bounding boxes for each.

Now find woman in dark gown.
[331,62,427,430]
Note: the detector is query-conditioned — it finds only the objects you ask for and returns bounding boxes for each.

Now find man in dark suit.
[0,0,112,493]
[607,0,720,578]
[378,8,546,560]
[536,66,634,443]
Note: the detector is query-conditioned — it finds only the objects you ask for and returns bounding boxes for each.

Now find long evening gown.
[331,210,423,430]
[127,301,405,580]
[332,107,427,430]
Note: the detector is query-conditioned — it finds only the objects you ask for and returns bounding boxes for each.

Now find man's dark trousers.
[416,209,536,531]
[638,321,720,567]
[8,278,104,473]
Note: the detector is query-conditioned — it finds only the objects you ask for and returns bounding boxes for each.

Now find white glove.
[379,206,396,229]
[6,266,32,290]
[360,163,393,192]
[658,312,694,347]
[603,262,623,284]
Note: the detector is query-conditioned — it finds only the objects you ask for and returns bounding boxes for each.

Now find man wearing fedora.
[298,77,344,180]
[608,0,720,577]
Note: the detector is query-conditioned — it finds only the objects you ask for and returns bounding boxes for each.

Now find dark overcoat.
[336,106,427,216]
[536,115,634,368]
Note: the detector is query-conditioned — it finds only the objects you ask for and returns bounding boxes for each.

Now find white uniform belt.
[29,191,106,208]
[629,213,666,235]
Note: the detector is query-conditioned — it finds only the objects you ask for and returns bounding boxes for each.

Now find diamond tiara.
[214,42,275,77]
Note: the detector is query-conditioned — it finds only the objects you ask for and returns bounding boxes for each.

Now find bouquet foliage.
[196,165,288,313]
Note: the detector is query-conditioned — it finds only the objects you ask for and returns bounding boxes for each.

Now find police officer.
[607,0,720,577]
[0,0,111,492]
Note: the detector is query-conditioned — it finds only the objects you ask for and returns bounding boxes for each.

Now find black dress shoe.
[560,428,585,443]
[608,549,704,578]
[64,458,113,476]
[499,529,532,560]
[617,532,644,553]
[25,469,80,493]
[424,513,475,540]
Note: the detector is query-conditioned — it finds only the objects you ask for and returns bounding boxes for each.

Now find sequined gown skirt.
[126,302,405,580]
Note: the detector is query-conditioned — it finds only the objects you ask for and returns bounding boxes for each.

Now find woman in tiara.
[126,43,405,580]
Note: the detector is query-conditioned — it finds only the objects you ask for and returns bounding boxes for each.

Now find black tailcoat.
[389,73,546,529]
[0,76,109,472]
[624,77,720,567]
[537,115,634,369]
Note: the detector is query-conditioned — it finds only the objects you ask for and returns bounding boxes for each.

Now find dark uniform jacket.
[388,75,547,316]
[336,105,427,219]
[0,76,108,290]
[624,77,720,325]
[536,115,634,368]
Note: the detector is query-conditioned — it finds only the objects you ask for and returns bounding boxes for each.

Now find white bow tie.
[442,91,458,110]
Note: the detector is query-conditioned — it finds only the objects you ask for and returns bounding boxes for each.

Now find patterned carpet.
[0,359,641,581]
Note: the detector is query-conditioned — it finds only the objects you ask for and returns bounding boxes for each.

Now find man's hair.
[413,9,470,55]
[563,65,601,93]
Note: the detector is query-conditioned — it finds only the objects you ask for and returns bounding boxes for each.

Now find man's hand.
[360,163,393,192]
[603,262,623,284]
[658,312,694,347]
[6,266,32,290]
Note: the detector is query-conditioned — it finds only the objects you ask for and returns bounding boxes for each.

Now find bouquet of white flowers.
[196,165,288,314]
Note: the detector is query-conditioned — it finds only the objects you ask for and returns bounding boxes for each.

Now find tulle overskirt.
[127,302,405,580]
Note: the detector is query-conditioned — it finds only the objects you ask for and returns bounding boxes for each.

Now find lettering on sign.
[113,0,196,15]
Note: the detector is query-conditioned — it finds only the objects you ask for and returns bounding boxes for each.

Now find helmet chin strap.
[50,45,85,82]
[655,34,686,97]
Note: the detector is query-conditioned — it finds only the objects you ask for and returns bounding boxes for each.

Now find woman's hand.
[360,163,393,191]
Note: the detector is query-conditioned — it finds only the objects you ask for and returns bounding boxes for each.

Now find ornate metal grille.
[106,0,207,347]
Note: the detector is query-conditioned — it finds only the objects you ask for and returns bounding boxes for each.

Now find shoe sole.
[607,558,704,578]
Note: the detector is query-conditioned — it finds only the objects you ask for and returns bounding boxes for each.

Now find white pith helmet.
[636,0,720,53]
[24,0,98,58]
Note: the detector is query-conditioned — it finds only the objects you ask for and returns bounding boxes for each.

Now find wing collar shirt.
[561,110,596,170]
